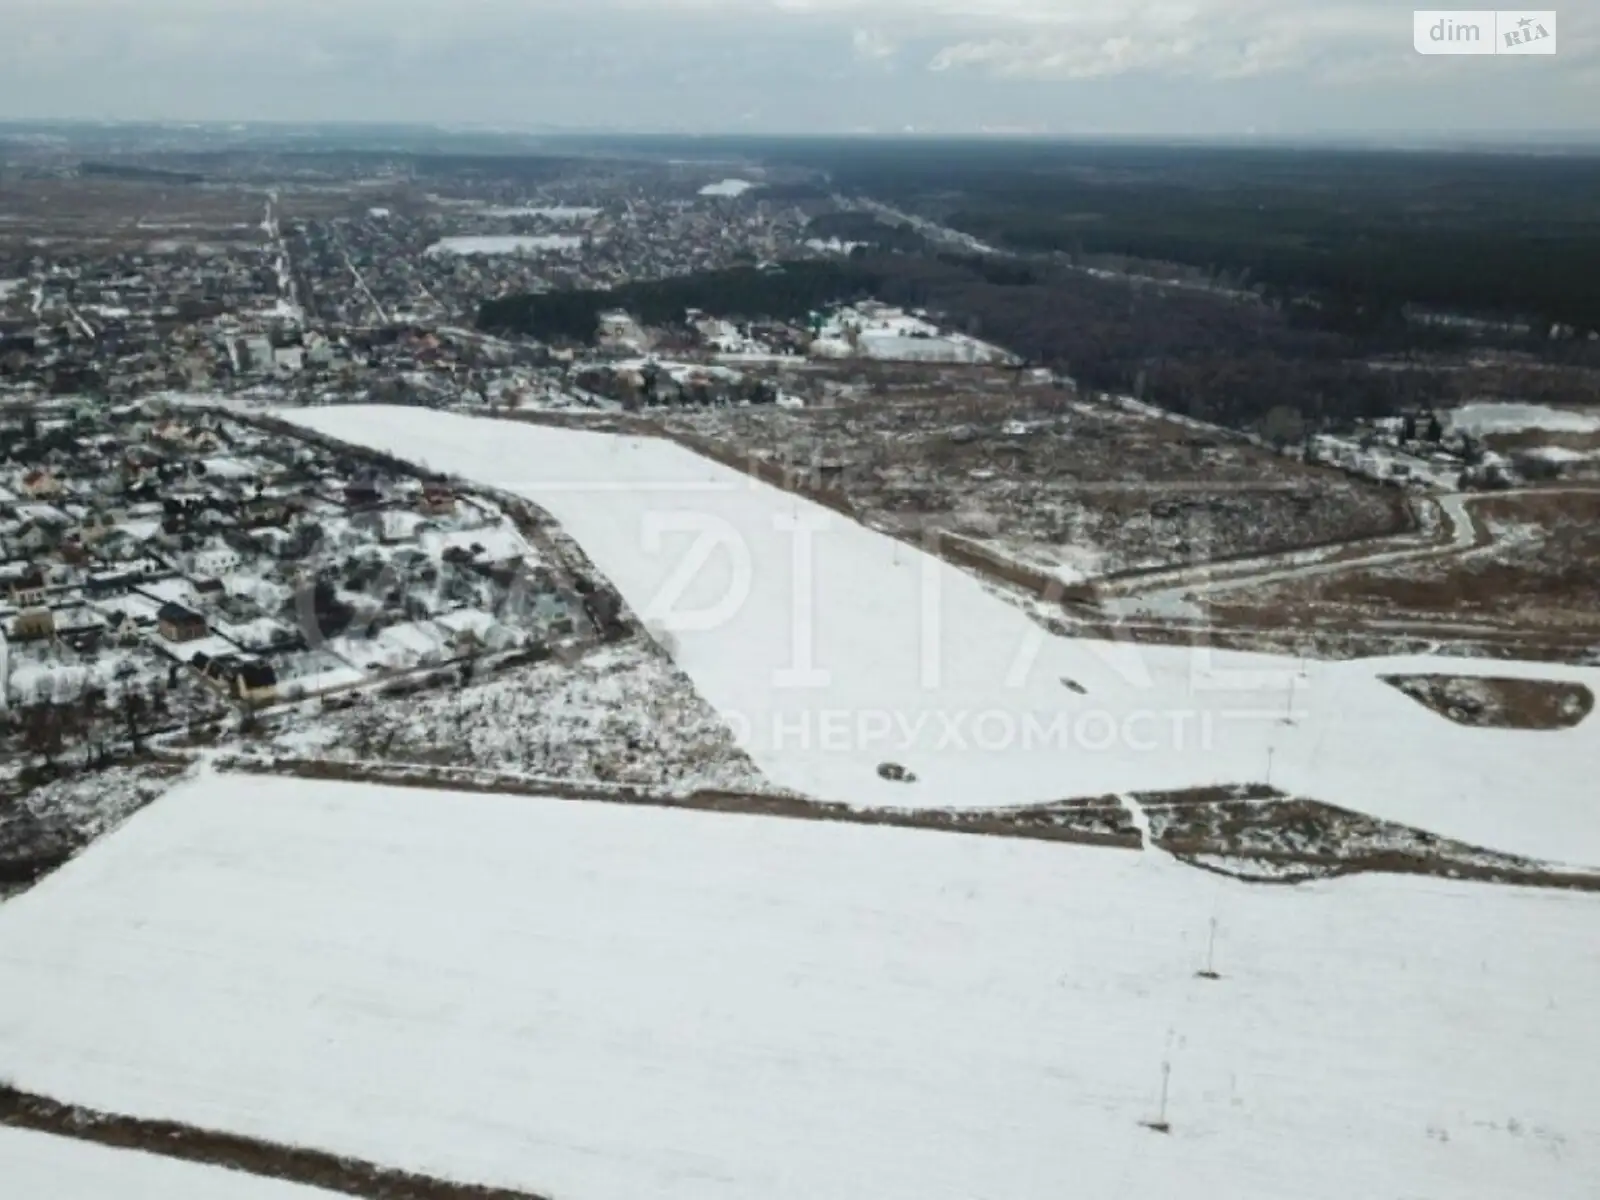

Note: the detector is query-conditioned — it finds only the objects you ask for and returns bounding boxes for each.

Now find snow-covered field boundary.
[218,758,1600,892]
[217,755,1143,850]
[0,1087,544,1200]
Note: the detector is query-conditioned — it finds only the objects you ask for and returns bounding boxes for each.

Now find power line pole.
[1197,916,1221,981]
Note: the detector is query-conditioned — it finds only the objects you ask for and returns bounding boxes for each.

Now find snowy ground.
[270,640,771,793]
[0,773,1594,1200]
[483,205,601,220]
[424,235,582,257]
[1448,402,1600,436]
[698,179,755,197]
[278,407,1600,864]
[0,1129,337,1200]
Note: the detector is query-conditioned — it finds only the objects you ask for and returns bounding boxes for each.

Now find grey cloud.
[0,0,1593,135]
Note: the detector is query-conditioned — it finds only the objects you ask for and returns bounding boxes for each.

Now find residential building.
[10,607,55,641]
[158,602,208,643]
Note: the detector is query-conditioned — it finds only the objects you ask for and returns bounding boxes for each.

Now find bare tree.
[22,704,65,770]
[122,691,147,752]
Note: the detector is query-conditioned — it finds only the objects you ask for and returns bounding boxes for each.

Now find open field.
[0,772,1595,1200]
[657,386,1405,584]
[224,755,1599,892]
[0,178,269,251]
[280,406,1600,865]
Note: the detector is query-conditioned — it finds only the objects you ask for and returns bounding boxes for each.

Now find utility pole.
[1143,1060,1173,1134]
[1197,916,1221,981]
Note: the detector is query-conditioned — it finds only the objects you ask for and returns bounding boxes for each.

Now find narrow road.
[332,224,388,325]
[1093,484,1600,652]
[261,195,305,324]
[1117,793,1155,852]
[1103,489,1523,616]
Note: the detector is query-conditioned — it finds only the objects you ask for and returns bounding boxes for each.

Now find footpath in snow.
[280,406,1600,865]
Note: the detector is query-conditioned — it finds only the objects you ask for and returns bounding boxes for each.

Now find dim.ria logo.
[1413,10,1557,54]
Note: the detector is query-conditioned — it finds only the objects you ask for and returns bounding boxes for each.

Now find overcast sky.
[2,0,1595,138]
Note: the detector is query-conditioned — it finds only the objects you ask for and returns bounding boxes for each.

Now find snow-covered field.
[424,235,582,257]
[483,205,601,220]
[1448,402,1600,436]
[0,772,1594,1200]
[275,408,1600,864]
[1,1129,336,1199]
[698,178,756,197]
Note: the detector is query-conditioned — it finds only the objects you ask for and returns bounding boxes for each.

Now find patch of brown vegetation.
[650,386,1407,583]
[1383,674,1593,730]
[1139,786,1600,889]
[0,759,188,899]
[0,1085,549,1200]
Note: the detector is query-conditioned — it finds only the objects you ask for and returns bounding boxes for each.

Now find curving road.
[1103,487,1598,621]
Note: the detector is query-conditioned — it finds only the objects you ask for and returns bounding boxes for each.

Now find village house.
[192,543,242,577]
[344,476,383,510]
[233,660,279,706]
[9,567,47,607]
[13,519,64,558]
[242,494,298,528]
[20,468,62,499]
[75,510,120,545]
[419,482,456,516]
[158,601,208,643]
[10,607,56,642]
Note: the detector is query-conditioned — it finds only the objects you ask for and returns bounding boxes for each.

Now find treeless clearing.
[658,383,1406,582]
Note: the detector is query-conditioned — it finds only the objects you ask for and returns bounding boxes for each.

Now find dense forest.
[481,138,1600,432]
[805,212,930,253]
[568,137,1600,335]
[480,253,1493,429]
[820,142,1600,335]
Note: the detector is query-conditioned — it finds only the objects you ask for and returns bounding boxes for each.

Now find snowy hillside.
[279,407,1600,865]
[0,773,1593,1200]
